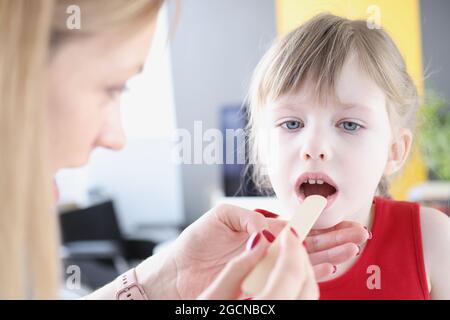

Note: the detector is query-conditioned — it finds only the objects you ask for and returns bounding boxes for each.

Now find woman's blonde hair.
[0,0,163,299]
[246,13,419,197]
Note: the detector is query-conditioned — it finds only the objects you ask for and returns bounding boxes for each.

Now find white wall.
[168,0,277,223]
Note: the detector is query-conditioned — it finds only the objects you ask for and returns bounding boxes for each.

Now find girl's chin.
[312,212,345,230]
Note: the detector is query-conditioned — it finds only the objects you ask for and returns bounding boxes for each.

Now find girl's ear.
[384,128,413,176]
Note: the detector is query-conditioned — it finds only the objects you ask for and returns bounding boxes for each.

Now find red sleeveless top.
[318,196,430,300]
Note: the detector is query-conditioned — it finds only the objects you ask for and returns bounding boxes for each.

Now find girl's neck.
[348,196,376,230]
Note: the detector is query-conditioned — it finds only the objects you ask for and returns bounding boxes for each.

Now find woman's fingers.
[257,228,316,300]
[308,220,363,235]
[304,225,369,253]
[297,247,320,300]
[200,226,323,300]
[214,203,270,235]
[200,212,367,300]
[254,208,288,237]
[308,242,360,266]
[312,263,335,281]
[304,221,370,276]
[266,219,288,237]
[197,232,270,300]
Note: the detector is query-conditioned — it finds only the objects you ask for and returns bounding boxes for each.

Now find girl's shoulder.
[419,205,450,299]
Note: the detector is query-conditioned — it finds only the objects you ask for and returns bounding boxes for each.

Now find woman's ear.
[384,128,413,176]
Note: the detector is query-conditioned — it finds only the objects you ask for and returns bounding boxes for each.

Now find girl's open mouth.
[295,172,339,209]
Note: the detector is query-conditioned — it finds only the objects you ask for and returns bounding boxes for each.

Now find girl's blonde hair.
[246,13,419,197]
[0,0,163,299]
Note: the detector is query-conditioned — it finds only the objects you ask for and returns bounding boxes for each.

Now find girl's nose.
[300,132,332,162]
[302,150,327,161]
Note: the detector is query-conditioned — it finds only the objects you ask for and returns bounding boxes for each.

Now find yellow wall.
[275,0,427,200]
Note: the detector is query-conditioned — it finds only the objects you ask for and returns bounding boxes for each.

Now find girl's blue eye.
[281,120,302,130]
[340,121,361,132]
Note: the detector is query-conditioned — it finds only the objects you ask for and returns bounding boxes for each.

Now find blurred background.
[56,0,450,296]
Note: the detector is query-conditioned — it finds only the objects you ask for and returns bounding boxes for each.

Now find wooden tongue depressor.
[241,195,327,296]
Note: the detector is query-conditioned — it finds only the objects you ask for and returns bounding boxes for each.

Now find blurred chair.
[59,200,156,290]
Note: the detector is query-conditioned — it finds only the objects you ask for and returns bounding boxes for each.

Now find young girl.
[247,13,450,299]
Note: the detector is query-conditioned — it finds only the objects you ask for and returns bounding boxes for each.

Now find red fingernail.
[364,226,373,240]
[262,229,275,243]
[332,265,337,274]
[246,232,261,251]
[254,209,279,219]
[290,227,298,238]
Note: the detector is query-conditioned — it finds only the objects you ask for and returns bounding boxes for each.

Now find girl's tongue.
[301,182,336,198]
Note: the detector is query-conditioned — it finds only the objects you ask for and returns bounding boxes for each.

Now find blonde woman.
[0,1,368,299]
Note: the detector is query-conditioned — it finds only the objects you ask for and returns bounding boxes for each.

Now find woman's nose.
[97,106,126,151]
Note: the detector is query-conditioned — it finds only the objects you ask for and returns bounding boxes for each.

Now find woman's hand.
[304,220,371,279]
[198,227,319,300]
[135,204,370,299]
[254,209,371,280]
[165,204,287,299]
